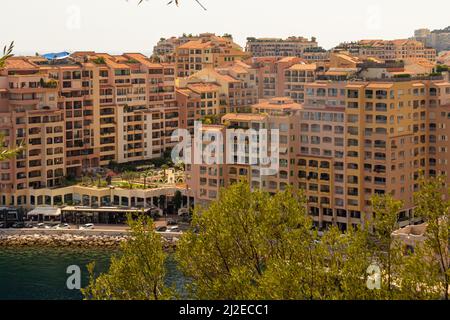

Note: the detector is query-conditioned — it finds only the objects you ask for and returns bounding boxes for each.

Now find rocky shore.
[0,232,179,249]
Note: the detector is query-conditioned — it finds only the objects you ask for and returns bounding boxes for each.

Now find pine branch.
[138,0,207,10]
[0,41,14,68]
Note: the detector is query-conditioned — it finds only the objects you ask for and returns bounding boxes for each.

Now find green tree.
[160,164,169,181]
[176,181,317,299]
[413,175,450,300]
[141,169,155,189]
[311,226,374,300]
[95,173,103,187]
[173,190,183,211]
[398,241,445,300]
[121,171,138,189]
[82,216,173,300]
[370,194,404,299]
[255,221,375,300]
[78,179,450,300]
[174,161,185,172]
[0,42,14,68]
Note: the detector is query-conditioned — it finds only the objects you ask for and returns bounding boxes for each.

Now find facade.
[248,56,306,99]
[246,36,319,58]
[72,52,178,166]
[336,39,437,62]
[185,78,450,230]
[153,35,200,62]
[176,62,258,117]
[174,34,248,77]
[284,63,317,103]
[0,53,179,207]
[1,37,450,230]
[437,51,450,65]
[300,78,450,229]
[414,27,450,53]
[185,97,302,206]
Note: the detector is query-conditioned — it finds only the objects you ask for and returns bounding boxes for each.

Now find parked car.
[79,223,94,230]
[178,208,189,216]
[36,223,46,229]
[167,219,178,226]
[166,226,181,233]
[0,222,5,228]
[150,208,163,218]
[181,214,192,223]
[54,223,70,230]
[11,222,26,229]
[156,226,167,232]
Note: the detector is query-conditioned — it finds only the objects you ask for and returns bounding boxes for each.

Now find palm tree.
[141,169,155,189]
[174,161,185,172]
[95,173,103,187]
[0,42,24,161]
[160,164,169,182]
[121,171,138,189]
[0,42,14,68]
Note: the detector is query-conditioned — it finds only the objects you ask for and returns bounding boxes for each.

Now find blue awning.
[42,52,70,60]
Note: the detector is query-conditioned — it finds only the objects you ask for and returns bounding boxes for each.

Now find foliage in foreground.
[0,42,24,161]
[82,216,172,300]
[83,178,450,300]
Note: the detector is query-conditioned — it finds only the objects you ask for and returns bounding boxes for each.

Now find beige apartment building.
[245,36,319,58]
[71,52,178,165]
[248,56,306,99]
[0,52,179,206]
[299,78,450,229]
[176,62,258,116]
[284,63,317,103]
[153,35,201,62]
[186,77,450,230]
[175,34,248,77]
[1,42,449,230]
[186,97,302,205]
[336,39,437,63]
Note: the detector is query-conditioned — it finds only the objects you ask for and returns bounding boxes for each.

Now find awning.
[27,207,61,217]
[42,52,70,61]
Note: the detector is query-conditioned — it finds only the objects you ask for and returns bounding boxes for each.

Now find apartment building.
[437,51,450,65]
[175,34,248,77]
[153,35,200,62]
[0,52,180,206]
[186,97,302,205]
[336,39,437,63]
[302,47,330,63]
[0,57,66,206]
[72,52,177,165]
[248,56,305,98]
[245,36,319,58]
[185,76,450,230]
[414,27,450,53]
[176,88,202,135]
[429,82,450,178]
[177,61,258,116]
[284,63,317,103]
[300,78,450,229]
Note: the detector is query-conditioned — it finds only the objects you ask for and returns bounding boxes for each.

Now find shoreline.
[0,229,180,248]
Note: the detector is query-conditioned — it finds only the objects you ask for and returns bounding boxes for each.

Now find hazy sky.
[1,0,448,55]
